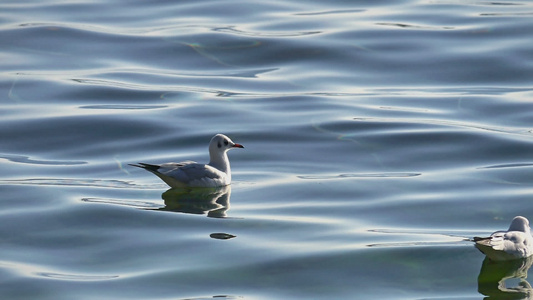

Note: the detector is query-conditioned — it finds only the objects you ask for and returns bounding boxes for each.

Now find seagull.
[130,134,244,188]
[474,216,533,261]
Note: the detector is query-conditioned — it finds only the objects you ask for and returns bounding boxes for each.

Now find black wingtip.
[473,236,490,242]
[129,163,160,172]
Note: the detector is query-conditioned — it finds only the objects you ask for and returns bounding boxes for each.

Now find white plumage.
[474,216,533,261]
[130,134,244,188]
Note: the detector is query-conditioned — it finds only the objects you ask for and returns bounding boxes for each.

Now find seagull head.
[508,216,530,233]
[209,134,244,155]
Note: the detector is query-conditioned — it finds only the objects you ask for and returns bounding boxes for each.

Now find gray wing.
[158,162,226,187]
[500,231,530,256]
[475,230,532,260]
[131,161,227,187]
[161,162,220,181]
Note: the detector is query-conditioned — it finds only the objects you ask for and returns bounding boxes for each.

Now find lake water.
[1,0,533,299]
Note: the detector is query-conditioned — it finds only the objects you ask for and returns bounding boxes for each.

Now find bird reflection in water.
[478,256,533,299]
[152,185,232,218]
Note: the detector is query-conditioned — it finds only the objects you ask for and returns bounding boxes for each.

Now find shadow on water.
[478,256,533,299]
[149,185,232,219]
[83,186,236,240]
[151,186,236,240]
[82,186,232,218]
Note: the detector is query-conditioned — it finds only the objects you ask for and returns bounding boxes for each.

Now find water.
[1,0,533,299]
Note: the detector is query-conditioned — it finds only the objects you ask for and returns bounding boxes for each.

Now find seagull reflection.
[478,256,533,299]
[152,185,231,218]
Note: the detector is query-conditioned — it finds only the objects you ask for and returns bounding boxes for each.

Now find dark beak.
[233,143,244,148]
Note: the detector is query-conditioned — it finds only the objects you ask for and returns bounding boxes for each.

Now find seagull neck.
[209,151,230,174]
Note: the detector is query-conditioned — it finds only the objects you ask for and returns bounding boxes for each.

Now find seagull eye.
[224,140,229,146]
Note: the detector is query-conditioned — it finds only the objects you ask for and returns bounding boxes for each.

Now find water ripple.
[0,178,146,189]
[479,163,533,169]
[481,12,533,16]
[213,26,321,37]
[376,22,456,30]
[352,117,532,137]
[0,153,86,165]
[298,173,421,180]
[81,197,162,209]
[71,78,232,96]
[366,229,470,248]
[180,296,243,300]
[15,22,158,36]
[294,9,366,16]
[37,272,119,281]
[79,104,167,110]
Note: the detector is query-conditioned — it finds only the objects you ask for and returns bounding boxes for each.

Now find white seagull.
[474,216,533,261]
[130,134,244,188]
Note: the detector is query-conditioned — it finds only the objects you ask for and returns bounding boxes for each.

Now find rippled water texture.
[1,0,533,299]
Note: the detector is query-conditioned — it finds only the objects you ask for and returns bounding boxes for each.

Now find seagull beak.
[232,143,244,148]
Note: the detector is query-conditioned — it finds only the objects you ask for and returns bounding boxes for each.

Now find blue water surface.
[1,0,533,299]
